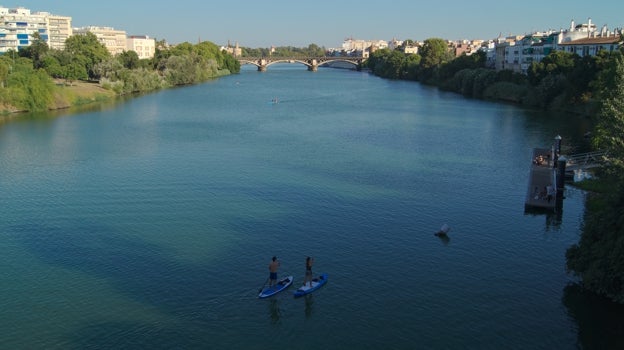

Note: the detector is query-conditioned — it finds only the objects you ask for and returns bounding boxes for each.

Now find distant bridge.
[236,56,366,71]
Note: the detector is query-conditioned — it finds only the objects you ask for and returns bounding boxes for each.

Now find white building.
[126,35,155,59]
[46,13,72,50]
[74,26,127,56]
[494,19,622,74]
[0,6,72,53]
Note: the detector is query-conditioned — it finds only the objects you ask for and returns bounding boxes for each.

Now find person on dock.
[303,256,314,287]
[268,256,280,287]
[546,185,555,203]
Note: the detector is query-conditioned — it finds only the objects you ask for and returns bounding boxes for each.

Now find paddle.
[258,278,269,294]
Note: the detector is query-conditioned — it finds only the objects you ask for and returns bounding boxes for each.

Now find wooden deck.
[525,148,557,211]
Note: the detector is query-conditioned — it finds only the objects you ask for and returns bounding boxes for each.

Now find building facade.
[0,6,72,53]
[126,35,155,59]
[46,14,72,50]
[74,26,127,56]
[494,19,623,74]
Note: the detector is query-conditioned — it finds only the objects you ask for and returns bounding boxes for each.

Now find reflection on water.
[303,295,314,319]
[436,234,450,245]
[562,284,624,349]
[268,299,282,324]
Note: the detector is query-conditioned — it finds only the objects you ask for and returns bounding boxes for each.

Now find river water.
[0,65,620,349]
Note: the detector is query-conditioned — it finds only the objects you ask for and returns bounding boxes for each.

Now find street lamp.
[554,135,562,168]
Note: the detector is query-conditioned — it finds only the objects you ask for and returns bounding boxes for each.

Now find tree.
[419,38,454,83]
[566,52,624,304]
[117,50,140,69]
[593,53,624,172]
[64,32,111,79]
[18,32,49,69]
[40,55,64,78]
[528,51,577,86]
[420,38,452,69]
[0,57,10,87]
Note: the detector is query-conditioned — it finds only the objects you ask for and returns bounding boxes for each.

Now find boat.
[258,275,293,298]
[294,273,328,298]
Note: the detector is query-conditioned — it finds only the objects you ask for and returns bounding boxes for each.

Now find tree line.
[240,44,326,57]
[0,32,241,112]
[367,37,624,304]
[366,37,624,113]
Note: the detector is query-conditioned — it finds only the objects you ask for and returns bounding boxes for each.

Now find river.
[0,65,620,349]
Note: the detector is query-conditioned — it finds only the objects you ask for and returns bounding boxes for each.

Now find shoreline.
[1,80,117,116]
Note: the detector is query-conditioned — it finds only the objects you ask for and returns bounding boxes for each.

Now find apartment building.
[0,6,72,53]
[126,35,156,59]
[47,14,72,50]
[494,19,623,74]
[74,26,127,56]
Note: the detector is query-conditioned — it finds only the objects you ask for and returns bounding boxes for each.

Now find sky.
[7,1,623,48]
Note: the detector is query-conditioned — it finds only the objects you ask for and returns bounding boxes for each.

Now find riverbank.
[0,80,117,116]
[50,80,117,110]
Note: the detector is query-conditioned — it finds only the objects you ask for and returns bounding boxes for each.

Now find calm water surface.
[0,66,617,349]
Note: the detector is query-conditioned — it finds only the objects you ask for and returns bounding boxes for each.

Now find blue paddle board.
[258,275,293,298]
[294,273,328,298]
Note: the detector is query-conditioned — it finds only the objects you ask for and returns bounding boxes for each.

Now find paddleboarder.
[303,256,314,287]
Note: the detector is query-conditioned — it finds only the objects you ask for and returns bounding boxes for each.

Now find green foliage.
[420,38,452,69]
[0,57,10,87]
[528,50,577,85]
[18,32,49,69]
[117,50,140,69]
[93,57,124,81]
[65,56,89,83]
[367,49,403,79]
[365,37,619,112]
[566,52,624,304]
[111,67,164,94]
[593,52,624,172]
[64,32,111,79]
[3,58,54,111]
[367,48,421,80]
[438,51,485,82]
[441,68,497,98]
[0,36,240,110]
[240,44,326,58]
[40,55,64,78]
[482,81,529,102]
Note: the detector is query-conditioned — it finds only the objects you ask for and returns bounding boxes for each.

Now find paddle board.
[258,275,293,298]
[294,273,328,298]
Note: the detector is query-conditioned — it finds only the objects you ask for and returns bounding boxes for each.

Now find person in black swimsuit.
[303,256,314,287]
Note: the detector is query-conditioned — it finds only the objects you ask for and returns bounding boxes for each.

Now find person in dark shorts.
[268,256,280,287]
[303,256,314,287]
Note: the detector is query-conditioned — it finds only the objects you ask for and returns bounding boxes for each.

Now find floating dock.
[525,148,558,211]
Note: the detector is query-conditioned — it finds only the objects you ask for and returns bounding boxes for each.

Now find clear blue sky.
[9,1,623,48]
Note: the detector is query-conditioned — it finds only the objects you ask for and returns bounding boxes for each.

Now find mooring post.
[553,135,562,168]
[556,156,566,198]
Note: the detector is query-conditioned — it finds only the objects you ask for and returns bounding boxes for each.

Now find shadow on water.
[562,283,624,350]
[524,207,563,231]
[11,221,221,347]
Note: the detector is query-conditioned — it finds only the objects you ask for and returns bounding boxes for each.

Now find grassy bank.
[0,80,117,115]
[52,80,117,109]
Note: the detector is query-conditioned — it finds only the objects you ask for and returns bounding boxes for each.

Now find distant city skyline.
[9,1,623,48]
